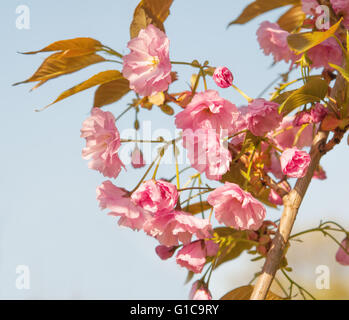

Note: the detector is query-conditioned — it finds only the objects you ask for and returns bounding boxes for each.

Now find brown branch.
[250,69,347,300]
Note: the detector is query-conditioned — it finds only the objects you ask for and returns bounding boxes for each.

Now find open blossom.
[280,147,311,178]
[131,179,178,215]
[189,281,212,300]
[143,210,212,247]
[176,240,219,273]
[246,99,283,136]
[155,245,177,260]
[335,237,349,266]
[175,90,239,134]
[257,21,296,63]
[81,108,125,178]
[307,37,343,69]
[272,116,314,150]
[293,103,328,126]
[207,182,266,231]
[213,66,234,88]
[182,129,232,181]
[122,24,171,96]
[330,0,349,29]
[131,145,146,168]
[96,180,145,231]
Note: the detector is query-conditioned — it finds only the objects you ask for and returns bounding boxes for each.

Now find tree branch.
[250,72,346,300]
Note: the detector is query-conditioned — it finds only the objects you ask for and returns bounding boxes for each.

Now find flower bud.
[335,237,349,266]
[131,146,146,169]
[213,66,234,88]
[189,281,212,300]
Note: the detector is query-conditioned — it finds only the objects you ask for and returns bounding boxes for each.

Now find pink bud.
[131,146,146,168]
[189,281,212,300]
[268,189,283,206]
[213,66,234,88]
[335,237,349,266]
[155,245,176,260]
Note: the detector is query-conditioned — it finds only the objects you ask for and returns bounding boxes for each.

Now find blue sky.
[0,0,348,299]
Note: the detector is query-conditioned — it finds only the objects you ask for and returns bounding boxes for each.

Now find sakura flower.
[307,37,343,69]
[207,182,266,231]
[293,103,328,126]
[131,145,146,168]
[155,245,177,260]
[257,21,297,63]
[213,66,234,88]
[122,24,172,96]
[143,210,212,247]
[189,281,212,300]
[335,237,349,266]
[280,147,311,178]
[330,0,349,29]
[246,98,283,136]
[182,129,232,181]
[131,179,178,215]
[81,108,125,178]
[176,240,218,274]
[96,180,145,231]
[175,90,239,134]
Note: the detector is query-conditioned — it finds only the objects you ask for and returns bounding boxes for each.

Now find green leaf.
[19,37,103,54]
[279,78,328,114]
[130,0,173,38]
[213,227,253,269]
[94,77,130,108]
[287,18,343,54]
[277,5,305,32]
[14,52,106,89]
[186,201,212,215]
[39,70,125,111]
[228,0,300,26]
[329,63,349,82]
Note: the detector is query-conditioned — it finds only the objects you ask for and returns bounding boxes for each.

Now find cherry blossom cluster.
[79,3,349,298]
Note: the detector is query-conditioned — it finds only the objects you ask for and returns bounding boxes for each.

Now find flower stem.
[231,83,253,102]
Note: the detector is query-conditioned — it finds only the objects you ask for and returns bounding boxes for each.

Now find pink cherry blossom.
[330,0,349,29]
[280,147,311,178]
[131,179,178,215]
[175,90,239,134]
[246,98,283,136]
[189,281,212,300]
[131,145,146,168]
[268,189,283,206]
[307,37,343,69]
[81,108,125,178]
[143,210,212,247]
[207,182,266,231]
[122,24,172,97]
[272,116,314,150]
[293,103,328,126]
[176,240,218,273]
[155,245,176,260]
[257,21,297,63]
[182,129,232,181]
[335,237,349,265]
[213,66,234,88]
[96,180,145,231]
